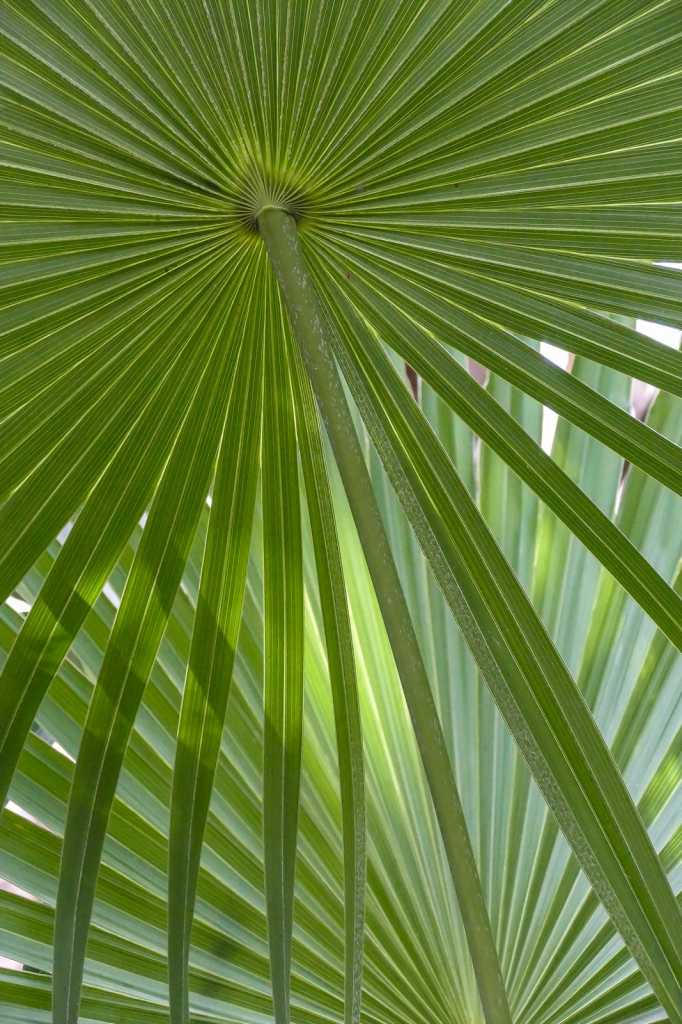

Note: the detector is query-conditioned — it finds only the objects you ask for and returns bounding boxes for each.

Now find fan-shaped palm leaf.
[1,2,681,1024]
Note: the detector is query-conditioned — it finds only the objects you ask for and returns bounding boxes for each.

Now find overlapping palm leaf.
[1,1,681,1023]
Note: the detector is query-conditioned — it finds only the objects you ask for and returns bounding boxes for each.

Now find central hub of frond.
[234,168,312,233]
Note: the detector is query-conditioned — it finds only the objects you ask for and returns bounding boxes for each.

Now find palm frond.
[1,2,681,1023]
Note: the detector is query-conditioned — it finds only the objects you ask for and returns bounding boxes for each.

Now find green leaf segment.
[168,329,263,1024]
